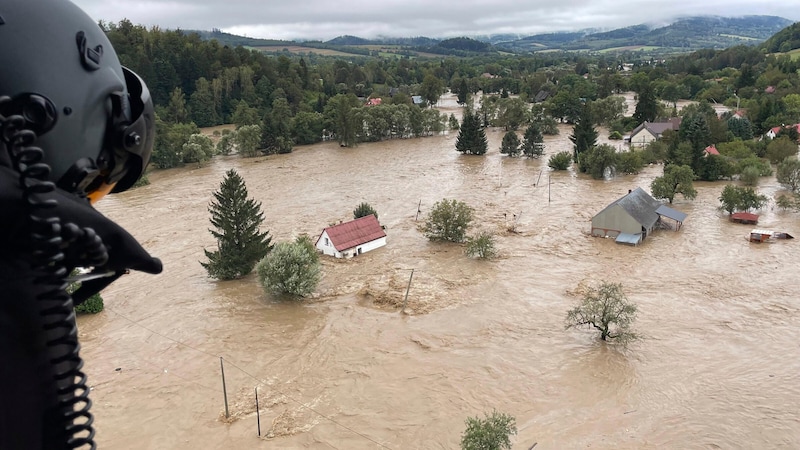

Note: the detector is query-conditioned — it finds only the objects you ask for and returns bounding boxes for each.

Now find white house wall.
[316,231,340,257]
[629,129,656,148]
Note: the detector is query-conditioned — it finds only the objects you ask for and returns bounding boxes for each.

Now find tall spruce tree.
[521,123,545,158]
[202,169,273,280]
[456,109,488,155]
[569,104,598,162]
[500,131,521,157]
[633,83,658,124]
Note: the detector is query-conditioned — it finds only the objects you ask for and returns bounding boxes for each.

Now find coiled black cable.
[1,101,106,449]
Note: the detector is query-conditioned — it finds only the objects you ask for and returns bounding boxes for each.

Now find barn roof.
[596,187,661,229]
[317,215,386,251]
[731,212,759,222]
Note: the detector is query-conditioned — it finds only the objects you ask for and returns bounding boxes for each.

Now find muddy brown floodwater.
[82,97,800,449]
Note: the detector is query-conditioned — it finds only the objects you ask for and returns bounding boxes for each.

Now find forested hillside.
[103,18,800,184]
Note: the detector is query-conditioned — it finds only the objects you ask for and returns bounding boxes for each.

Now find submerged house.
[626,118,681,148]
[315,215,387,258]
[591,188,687,246]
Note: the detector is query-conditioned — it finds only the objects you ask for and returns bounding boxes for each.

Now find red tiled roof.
[318,215,386,251]
[704,145,719,155]
[732,212,759,222]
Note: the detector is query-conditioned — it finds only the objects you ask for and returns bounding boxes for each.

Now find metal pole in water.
[220,357,229,419]
[402,269,415,311]
[255,387,261,436]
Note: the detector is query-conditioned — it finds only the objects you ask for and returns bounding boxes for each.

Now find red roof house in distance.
[704,145,720,156]
[315,215,387,258]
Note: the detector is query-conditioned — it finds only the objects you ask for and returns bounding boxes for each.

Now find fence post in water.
[220,357,229,419]
[548,175,551,204]
[255,387,261,437]
[415,200,422,221]
[402,268,415,311]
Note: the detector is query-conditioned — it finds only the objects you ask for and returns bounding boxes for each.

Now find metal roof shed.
[656,205,688,230]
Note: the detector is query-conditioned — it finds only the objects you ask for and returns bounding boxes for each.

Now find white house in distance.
[315,215,387,258]
[626,118,681,148]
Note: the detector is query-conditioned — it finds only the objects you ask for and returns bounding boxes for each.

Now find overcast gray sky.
[71,0,799,41]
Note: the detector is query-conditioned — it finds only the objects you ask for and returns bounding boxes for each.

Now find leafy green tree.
[739,166,760,186]
[182,133,215,165]
[548,151,572,170]
[590,96,626,127]
[616,151,644,175]
[235,124,262,157]
[231,100,261,129]
[291,111,324,145]
[255,236,321,297]
[422,199,473,243]
[188,77,219,127]
[578,144,617,179]
[495,97,529,131]
[456,110,488,155]
[420,73,444,107]
[216,130,235,155]
[697,154,734,181]
[650,164,697,204]
[324,93,361,147]
[547,89,582,123]
[460,411,517,450]
[67,272,105,314]
[152,118,200,169]
[74,293,104,314]
[777,158,800,192]
[569,104,598,162]
[202,169,273,280]
[521,123,545,158]
[719,185,768,214]
[766,136,798,164]
[465,231,497,259]
[499,131,521,157]
[565,281,637,342]
[353,202,378,220]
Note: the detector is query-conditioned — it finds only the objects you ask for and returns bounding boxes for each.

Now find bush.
[353,202,378,220]
[74,293,104,314]
[608,130,623,140]
[739,166,760,186]
[548,151,572,170]
[422,199,473,243]
[256,236,321,297]
[616,151,644,174]
[132,173,150,188]
[461,411,517,450]
[465,231,497,259]
[766,136,798,164]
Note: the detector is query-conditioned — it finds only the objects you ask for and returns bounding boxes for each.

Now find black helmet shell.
[0,0,154,195]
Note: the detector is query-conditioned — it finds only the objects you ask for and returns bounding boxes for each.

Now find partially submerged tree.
[520,123,545,158]
[353,202,378,220]
[718,184,768,214]
[548,151,572,170]
[650,164,697,204]
[578,143,617,179]
[566,281,637,342]
[256,236,321,297]
[569,103,598,162]
[465,231,497,259]
[202,169,273,280]
[460,410,517,450]
[776,158,800,192]
[234,124,262,157]
[456,109,488,155]
[422,199,473,243]
[499,131,521,157]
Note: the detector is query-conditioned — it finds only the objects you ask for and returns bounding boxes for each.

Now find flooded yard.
[83,99,799,449]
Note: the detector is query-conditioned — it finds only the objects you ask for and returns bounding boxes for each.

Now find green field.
[719,34,760,41]
[598,45,661,53]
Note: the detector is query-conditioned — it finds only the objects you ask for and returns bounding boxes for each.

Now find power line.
[102,307,392,449]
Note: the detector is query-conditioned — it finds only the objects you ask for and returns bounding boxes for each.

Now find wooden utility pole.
[255,387,261,436]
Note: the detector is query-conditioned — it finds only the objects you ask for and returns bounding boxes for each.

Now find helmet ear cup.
[110,68,154,193]
[0,94,58,136]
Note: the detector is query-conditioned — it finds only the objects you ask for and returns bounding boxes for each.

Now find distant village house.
[626,118,681,148]
[315,215,387,258]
